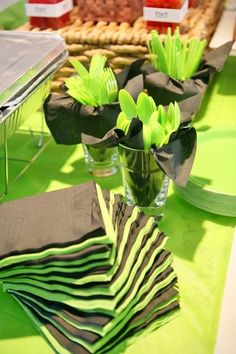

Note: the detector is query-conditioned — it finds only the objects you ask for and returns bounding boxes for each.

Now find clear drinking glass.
[83,145,119,177]
[118,144,169,218]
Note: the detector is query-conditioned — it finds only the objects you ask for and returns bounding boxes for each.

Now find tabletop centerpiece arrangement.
[105,28,233,123]
[64,54,119,177]
[81,88,197,219]
[145,28,233,114]
[44,53,143,178]
[116,89,196,218]
[43,29,232,216]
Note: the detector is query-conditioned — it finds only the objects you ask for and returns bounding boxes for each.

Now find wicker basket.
[18,0,223,92]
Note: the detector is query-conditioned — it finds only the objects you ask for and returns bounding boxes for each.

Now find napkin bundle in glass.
[0,182,179,354]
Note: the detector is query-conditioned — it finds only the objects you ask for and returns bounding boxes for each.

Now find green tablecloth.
[0,56,236,354]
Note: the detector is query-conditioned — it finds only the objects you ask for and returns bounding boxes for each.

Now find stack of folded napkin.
[0,182,179,354]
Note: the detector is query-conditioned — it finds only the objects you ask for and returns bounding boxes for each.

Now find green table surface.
[0,56,236,354]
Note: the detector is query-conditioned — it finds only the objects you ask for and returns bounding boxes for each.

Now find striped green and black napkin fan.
[0,182,179,354]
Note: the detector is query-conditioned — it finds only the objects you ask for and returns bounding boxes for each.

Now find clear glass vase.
[118,144,169,219]
[83,145,119,177]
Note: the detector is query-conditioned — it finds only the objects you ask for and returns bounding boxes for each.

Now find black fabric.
[1,211,160,295]
[83,124,197,187]
[144,41,233,110]
[4,235,172,326]
[13,296,179,354]
[0,182,179,354]
[44,93,119,145]
[145,71,205,108]
[1,265,111,282]
[81,118,144,150]
[44,42,232,150]
[192,41,234,81]
[11,265,177,348]
[116,247,171,309]
[0,245,110,271]
[15,290,112,328]
[151,127,197,186]
[11,272,178,354]
[43,61,146,147]
[0,182,105,260]
[101,296,179,353]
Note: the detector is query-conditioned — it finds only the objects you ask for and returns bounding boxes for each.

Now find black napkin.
[144,41,234,115]
[44,42,232,149]
[0,184,179,354]
[11,264,178,354]
[43,59,146,146]
[2,244,110,269]
[0,182,107,261]
[82,122,197,187]
[44,94,119,145]
[151,127,197,186]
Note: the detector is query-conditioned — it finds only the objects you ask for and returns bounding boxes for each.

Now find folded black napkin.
[0,183,179,354]
[82,122,197,188]
[11,274,178,354]
[143,41,234,115]
[43,59,147,147]
[0,182,105,261]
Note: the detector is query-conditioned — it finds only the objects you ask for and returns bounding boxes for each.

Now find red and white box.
[26,0,73,29]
